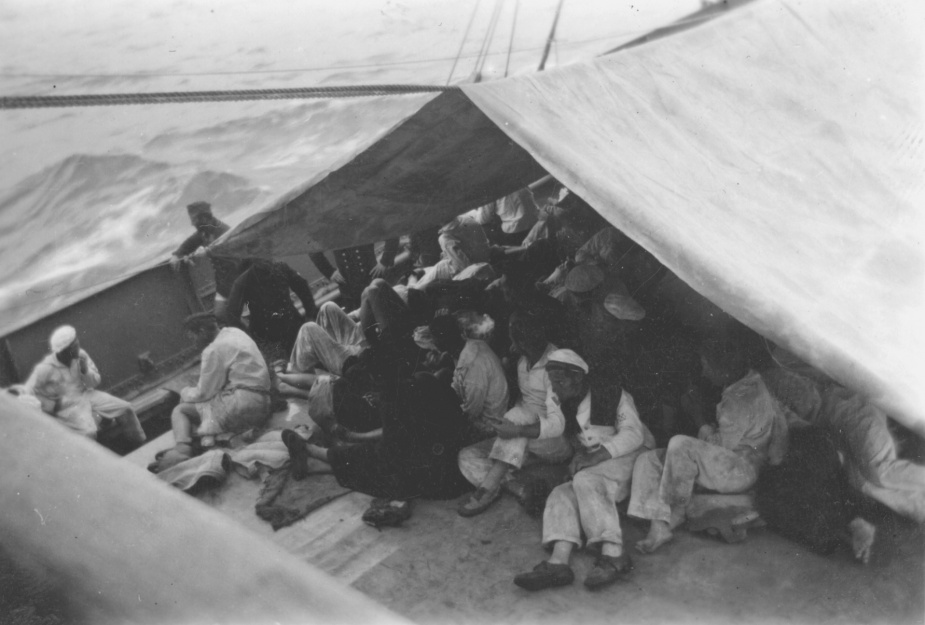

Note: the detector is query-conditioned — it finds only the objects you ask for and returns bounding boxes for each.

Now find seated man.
[513,349,655,592]
[427,312,509,444]
[628,341,787,554]
[470,187,540,248]
[410,215,491,290]
[155,312,272,470]
[761,353,925,524]
[225,258,318,354]
[561,263,646,417]
[282,348,471,506]
[457,311,572,517]
[26,325,146,448]
[278,301,368,394]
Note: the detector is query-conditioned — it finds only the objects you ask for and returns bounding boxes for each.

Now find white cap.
[545,349,590,374]
[49,325,77,353]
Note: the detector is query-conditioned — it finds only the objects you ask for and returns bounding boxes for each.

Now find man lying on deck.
[152,312,272,472]
[760,350,925,525]
[628,340,788,554]
[513,349,655,592]
[457,310,572,517]
[276,301,368,395]
[26,325,146,450]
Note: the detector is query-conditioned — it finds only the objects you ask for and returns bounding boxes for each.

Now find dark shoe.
[147,442,194,474]
[513,561,575,591]
[457,485,502,517]
[281,428,309,480]
[505,476,551,518]
[584,553,633,590]
[362,500,412,529]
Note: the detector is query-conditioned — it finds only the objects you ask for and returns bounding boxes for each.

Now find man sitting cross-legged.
[628,339,788,554]
[153,312,272,471]
[513,349,655,592]
[457,310,572,517]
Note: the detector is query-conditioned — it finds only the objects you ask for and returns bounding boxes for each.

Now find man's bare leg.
[636,507,684,554]
[277,372,317,390]
[276,381,311,399]
[548,540,574,565]
[636,520,674,554]
[171,402,200,444]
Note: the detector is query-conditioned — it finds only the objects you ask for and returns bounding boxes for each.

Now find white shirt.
[25,349,102,436]
[515,343,563,439]
[181,327,271,404]
[452,339,509,434]
[473,188,540,234]
[546,388,655,459]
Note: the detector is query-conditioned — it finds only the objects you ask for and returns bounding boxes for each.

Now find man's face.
[190,212,212,230]
[547,368,585,401]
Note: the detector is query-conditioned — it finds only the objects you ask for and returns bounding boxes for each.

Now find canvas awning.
[214,0,925,433]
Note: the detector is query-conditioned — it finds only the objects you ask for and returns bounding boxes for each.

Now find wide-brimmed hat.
[565,264,604,293]
[603,292,646,321]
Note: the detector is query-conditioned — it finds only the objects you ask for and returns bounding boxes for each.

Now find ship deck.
[125,400,925,625]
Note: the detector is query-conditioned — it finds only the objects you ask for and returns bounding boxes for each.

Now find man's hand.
[569,447,611,476]
[330,270,346,286]
[488,416,522,439]
[369,262,390,280]
[169,255,183,272]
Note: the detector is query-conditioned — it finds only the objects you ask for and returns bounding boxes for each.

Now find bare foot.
[635,521,674,554]
[848,517,876,564]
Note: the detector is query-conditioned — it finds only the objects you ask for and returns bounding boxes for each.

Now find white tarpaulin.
[463,0,925,431]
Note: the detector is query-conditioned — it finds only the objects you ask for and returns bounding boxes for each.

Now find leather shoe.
[584,553,633,590]
[513,561,574,591]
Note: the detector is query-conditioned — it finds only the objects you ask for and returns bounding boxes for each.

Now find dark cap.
[183,311,217,331]
[186,201,212,217]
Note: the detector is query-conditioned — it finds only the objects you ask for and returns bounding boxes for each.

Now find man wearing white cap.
[513,349,655,592]
[25,326,146,446]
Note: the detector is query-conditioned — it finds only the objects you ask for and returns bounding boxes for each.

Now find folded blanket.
[256,466,351,530]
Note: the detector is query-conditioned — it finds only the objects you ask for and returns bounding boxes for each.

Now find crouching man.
[628,340,787,554]
[26,325,146,449]
[155,312,272,471]
[514,349,655,592]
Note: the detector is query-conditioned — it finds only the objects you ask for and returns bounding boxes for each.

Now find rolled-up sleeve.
[181,344,227,403]
[537,386,566,439]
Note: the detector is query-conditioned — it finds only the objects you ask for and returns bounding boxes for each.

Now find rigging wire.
[504,0,520,78]
[0,13,724,83]
[474,0,506,80]
[446,0,483,86]
[0,84,455,110]
[538,0,566,71]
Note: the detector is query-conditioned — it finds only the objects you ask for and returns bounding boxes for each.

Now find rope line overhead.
[0,84,456,110]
